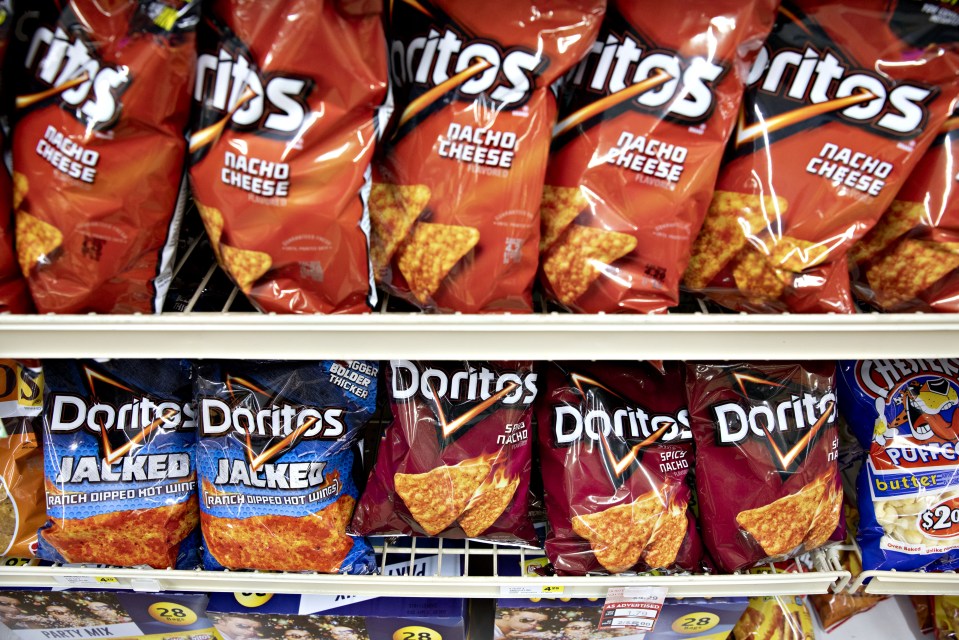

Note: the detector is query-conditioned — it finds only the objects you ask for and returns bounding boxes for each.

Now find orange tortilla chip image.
[220,243,272,293]
[12,172,27,210]
[571,491,665,573]
[201,495,355,572]
[196,201,224,261]
[867,240,959,308]
[642,499,689,569]
[684,191,786,290]
[850,200,925,264]
[15,211,63,274]
[395,458,491,535]
[732,607,766,640]
[539,185,588,251]
[543,224,637,305]
[732,247,788,303]
[458,471,519,537]
[736,475,828,558]
[42,496,198,569]
[767,236,832,272]
[805,477,842,551]
[396,222,479,303]
[369,183,431,276]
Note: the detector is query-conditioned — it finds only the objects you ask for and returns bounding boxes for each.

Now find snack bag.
[189,0,388,313]
[839,359,959,572]
[351,361,538,544]
[536,361,702,574]
[539,0,777,313]
[686,362,842,572]
[733,593,814,640]
[684,0,959,313]
[196,360,377,573]
[851,107,959,312]
[936,596,959,640]
[915,595,935,635]
[38,359,198,568]
[372,0,605,312]
[13,1,199,313]
[0,360,43,557]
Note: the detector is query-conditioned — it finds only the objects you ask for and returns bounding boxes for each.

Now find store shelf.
[851,570,959,595]
[1,312,958,360]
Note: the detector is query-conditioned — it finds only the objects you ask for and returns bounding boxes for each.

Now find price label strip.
[498,584,566,597]
[599,586,668,634]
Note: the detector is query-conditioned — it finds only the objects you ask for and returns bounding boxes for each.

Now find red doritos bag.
[371,0,604,313]
[13,1,198,313]
[539,0,777,313]
[684,0,959,313]
[686,362,843,573]
[189,0,388,313]
[350,360,538,545]
[537,362,702,575]
[851,107,959,312]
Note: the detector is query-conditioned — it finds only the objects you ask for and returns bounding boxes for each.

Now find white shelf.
[1,313,957,360]
[851,570,959,596]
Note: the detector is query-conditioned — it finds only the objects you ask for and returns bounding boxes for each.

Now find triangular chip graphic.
[459,472,519,537]
[196,201,225,261]
[394,458,491,535]
[539,185,588,251]
[571,491,664,574]
[543,224,637,305]
[642,498,688,569]
[16,211,63,274]
[684,191,786,290]
[732,247,788,304]
[369,183,431,275]
[735,474,827,557]
[220,243,272,293]
[396,222,479,303]
[867,239,959,308]
[767,236,832,272]
[849,200,925,263]
[805,476,842,551]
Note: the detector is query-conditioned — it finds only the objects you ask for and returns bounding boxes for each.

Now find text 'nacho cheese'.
[189,0,388,313]
[539,0,777,313]
[684,0,959,313]
[372,0,604,312]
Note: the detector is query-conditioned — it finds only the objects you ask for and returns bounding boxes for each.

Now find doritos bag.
[732,593,815,640]
[195,360,377,573]
[686,362,842,572]
[0,360,43,557]
[189,1,388,313]
[38,359,198,569]
[371,1,604,312]
[536,361,702,575]
[684,0,959,313]
[851,107,959,312]
[13,1,199,313]
[538,0,777,313]
[838,359,959,572]
[351,360,538,544]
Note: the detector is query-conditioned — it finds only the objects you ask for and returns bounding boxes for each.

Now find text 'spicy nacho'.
[196,360,377,573]
[540,0,777,313]
[374,0,605,312]
[537,362,702,575]
[189,0,388,313]
[686,362,842,572]
[351,361,538,544]
[38,360,198,569]
[13,1,198,313]
[685,0,959,313]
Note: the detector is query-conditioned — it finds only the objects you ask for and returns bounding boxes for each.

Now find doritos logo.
[391,360,538,407]
[22,26,131,128]
[856,359,959,399]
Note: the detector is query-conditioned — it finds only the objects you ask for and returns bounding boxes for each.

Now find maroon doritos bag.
[350,360,538,545]
[686,362,843,573]
[537,362,702,575]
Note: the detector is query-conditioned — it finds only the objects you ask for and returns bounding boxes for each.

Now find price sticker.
[96,576,119,584]
[498,584,566,597]
[54,575,116,587]
[599,586,668,633]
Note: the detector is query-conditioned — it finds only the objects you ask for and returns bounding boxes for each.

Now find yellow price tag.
[95,576,119,584]
[541,585,565,594]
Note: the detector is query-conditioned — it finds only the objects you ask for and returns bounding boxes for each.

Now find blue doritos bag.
[195,360,377,574]
[38,359,198,569]
[838,359,959,572]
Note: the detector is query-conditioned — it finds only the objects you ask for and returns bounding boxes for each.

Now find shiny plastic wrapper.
[372,0,604,312]
[539,0,777,313]
[936,596,959,640]
[686,361,842,572]
[351,360,538,544]
[733,593,815,640]
[189,0,388,313]
[684,0,959,313]
[13,1,198,313]
[536,361,702,575]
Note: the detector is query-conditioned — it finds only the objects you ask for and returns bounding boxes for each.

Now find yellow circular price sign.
[392,625,442,640]
[234,593,274,608]
[671,612,720,634]
[147,602,197,626]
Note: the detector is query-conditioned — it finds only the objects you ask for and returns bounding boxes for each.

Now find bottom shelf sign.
[600,586,668,635]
